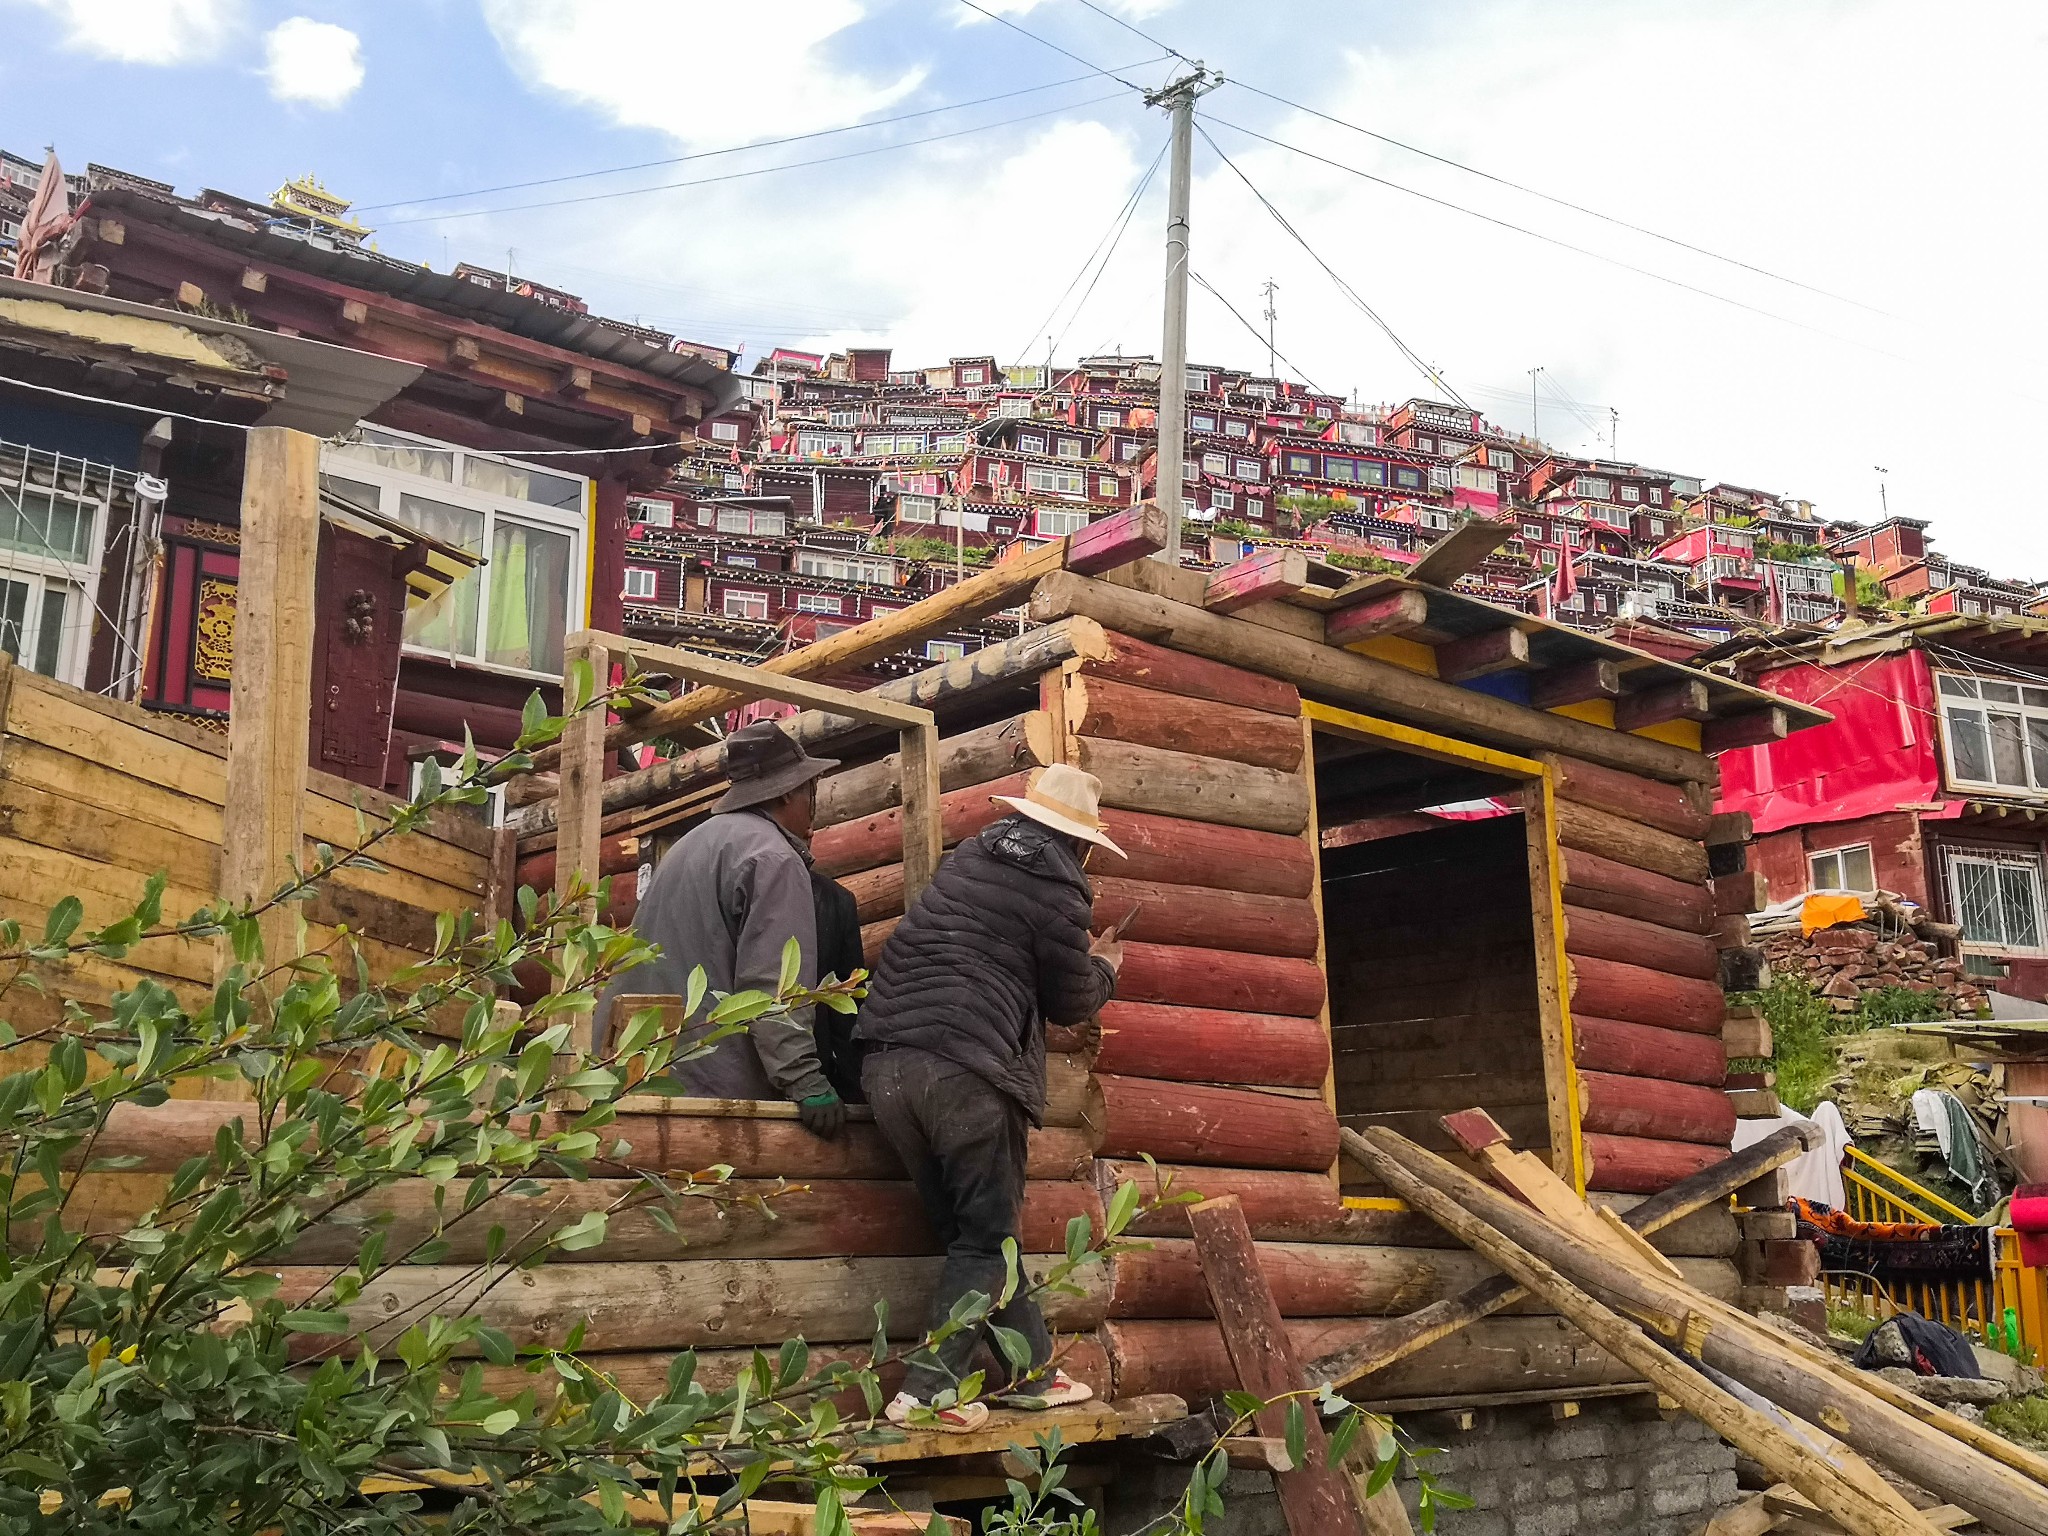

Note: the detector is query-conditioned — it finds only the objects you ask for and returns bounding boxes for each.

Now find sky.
[5,0,2046,576]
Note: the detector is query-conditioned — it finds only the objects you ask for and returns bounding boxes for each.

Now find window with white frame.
[708,421,740,442]
[1574,475,1611,498]
[1935,673,2048,794]
[827,408,859,429]
[1234,458,1261,480]
[1419,509,1451,531]
[622,567,659,601]
[1202,452,1228,475]
[1646,518,1666,536]
[1210,490,1235,511]
[1033,507,1090,538]
[1487,448,1514,471]
[1095,409,1121,427]
[722,589,770,620]
[1181,462,1198,484]
[1620,484,1640,503]
[716,506,785,536]
[0,568,77,681]
[627,494,674,527]
[1025,466,1086,497]
[1246,500,1265,519]
[898,494,938,524]
[1120,440,1142,461]
[925,639,966,661]
[1190,413,1217,432]
[959,367,985,384]
[1809,843,1875,893]
[1097,476,1118,498]
[1019,434,1046,454]
[1056,438,1084,460]
[1522,522,1545,540]
[1947,847,2048,953]
[797,552,895,584]
[1224,419,1249,438]
[323,427,585,677]
[796,592,842,614]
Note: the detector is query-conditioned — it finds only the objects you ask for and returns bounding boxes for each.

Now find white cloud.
[18,0,241,64]
[481,0,925,150]
[262,17,364,108]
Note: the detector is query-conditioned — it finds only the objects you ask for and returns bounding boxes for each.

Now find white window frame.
[1809,843,1876,893]
[1097,476,1118,498]
[622,566,659,601]
[1934,671,2048,796]
[1033,506,1090,538]
[1620,484,1641,503]
[924,639,967,661]
[1019,434,1047,454]
[0,565,89,685]
[795,592,842,615]
[1210,490,1235,512]
[1025,465,1086,498]
[722,588,771,621]
[1946,846,2048,956]
[320,427,587,681]
[1055,438,1084,461]
[1234,458,1261,481]
[1201,452,1228,475]
[1487,448,1514,471]
[708,420,741,442]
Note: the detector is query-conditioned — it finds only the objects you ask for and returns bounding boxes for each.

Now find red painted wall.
[1749,811,1931,906]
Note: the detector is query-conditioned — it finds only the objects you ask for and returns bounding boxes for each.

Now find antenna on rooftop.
[1259,277,1278,377]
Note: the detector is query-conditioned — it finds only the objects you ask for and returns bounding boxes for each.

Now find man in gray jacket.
[612,720,846,1138]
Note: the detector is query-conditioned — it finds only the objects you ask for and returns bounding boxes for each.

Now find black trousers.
[862,1047,1052,1401]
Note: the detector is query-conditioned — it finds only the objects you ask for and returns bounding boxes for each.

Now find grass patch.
[1986,1393,2048,1452]
[1826,1305,1878,1343]
[1731,977,1952,1114]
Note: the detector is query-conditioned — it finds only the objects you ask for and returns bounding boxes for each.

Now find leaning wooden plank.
[1065,500,1170,575]
[1343,1130,1940,1536]
[1358,1128,2048,1536]
[1305,1122,1824,1391]
[1187,1194,1369,1536]
[1407,520,1513,586]
[1028,570,1715,784]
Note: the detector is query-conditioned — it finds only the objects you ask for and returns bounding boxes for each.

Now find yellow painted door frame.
[1301,700,1587,1195]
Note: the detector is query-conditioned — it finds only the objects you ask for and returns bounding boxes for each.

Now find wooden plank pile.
[1338,1109,2048,1536]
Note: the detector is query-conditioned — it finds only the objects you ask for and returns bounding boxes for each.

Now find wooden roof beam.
[1206,548,1310,614]
[1702,707,1789,754]
[1435,624,1531,683]
[1614,679,1712,733]
[1532,658,1621,710]
[1325,588,1428,647]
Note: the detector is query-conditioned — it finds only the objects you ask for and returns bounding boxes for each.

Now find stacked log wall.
[0,661,497,1036]
[1549,753,1734,1195]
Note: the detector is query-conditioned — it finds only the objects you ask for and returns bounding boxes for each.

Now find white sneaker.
[1036,1369,1095,1408]
[885,1391,991,1433]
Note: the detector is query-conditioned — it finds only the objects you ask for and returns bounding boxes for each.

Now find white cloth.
[1732,1102,1852,1209]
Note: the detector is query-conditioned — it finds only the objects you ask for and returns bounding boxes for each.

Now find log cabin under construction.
[12,486,1828,1512]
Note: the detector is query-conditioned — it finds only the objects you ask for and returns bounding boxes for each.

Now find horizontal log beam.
[1573,1015,1729,1088]
[1546,754,1712,839]
[1074,736,1310,835]
[1555,798,1711,884]
[1578,1069,1739,1145]
[1325,589,1430,649]
[1113,941,1326,1017]
[1569,954,1726,1035]
[1702,707,1789,754]
[1092,1075,1339,1171]
[812,771,1023,878]
[1092,1000,1331,1086]
[1066,500,1169,575]
[1434,625,1530,683]
[1096,808,1317,897]
[1579,1132,1728,1194]
[1068,674,1305,771]
[1557,846,1714,933]
[1561,903,1720,980]
[1612,678,1711,733]
[1205,548,1310,614]
[1531,660,1621,711]
[1030,571,1714,784]
[815,712,1054,830]
[1081,626,1301,716]
[1090,877,1320,959]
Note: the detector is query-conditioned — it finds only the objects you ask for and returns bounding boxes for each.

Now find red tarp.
[1717,650,1962,834]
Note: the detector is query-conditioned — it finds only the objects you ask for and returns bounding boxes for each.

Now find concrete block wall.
[1099,1397,1741,1536]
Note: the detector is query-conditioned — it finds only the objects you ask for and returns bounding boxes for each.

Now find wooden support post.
[1186,1195,1371,1536]
[899,720,942,905]
[1523,775,1584,1189]
[555,636,609,1033]
[217,425,322,1060]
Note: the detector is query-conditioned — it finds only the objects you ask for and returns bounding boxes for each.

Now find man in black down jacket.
[859,764,1125,1433]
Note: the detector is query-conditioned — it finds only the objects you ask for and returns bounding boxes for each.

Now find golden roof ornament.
[270,173,372,243]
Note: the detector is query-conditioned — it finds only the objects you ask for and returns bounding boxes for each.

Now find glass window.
[723,589,770,620]
[0,485,97,564]
[1019,435,1046,454]
[627,495,674,527]
[1487,449,1514,471]
[1394,467,1421,489]
[0,575,68,679]
[1326,459,1357,484]
[460,457,582,510]
[1210,490,1235,511]
[330,428,454,482]
[709,421,740,442]
[1224,419,1249,438]
[1938,672,2048,793]
[1095,409,1120,427]
[1190,414,1217,432]
[1097,477,1118,497]
[1120,441,1142,461]
[1033,507,1090,538]
[1809,844,1876,893]
[1056,439,1084,460]
[796,593,842,614]
[1284,453,1315,475]
[1951,852,2048,952]
[623,567,659,600]
[484,519,573,673]
[1235,459,1261,480]
[397,493,486,657]
[1620,485,1641,503]
[925,639,966,661]
[1202,453,1228,474]
[1025,466,1086,497]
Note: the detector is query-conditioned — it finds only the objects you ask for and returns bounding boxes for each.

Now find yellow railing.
[1828,1149,2046,1362]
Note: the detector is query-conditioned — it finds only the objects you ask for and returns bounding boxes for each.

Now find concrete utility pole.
[1528,365,1545,442]
[1610,406,1619,459]
[1149,65,1221,566]
[1259,277,1279,377]
[1874,465,1890,515]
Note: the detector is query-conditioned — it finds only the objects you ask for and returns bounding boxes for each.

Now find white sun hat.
[992,764,1127,858]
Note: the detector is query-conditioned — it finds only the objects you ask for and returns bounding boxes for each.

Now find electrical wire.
[1063,0,1887,317]
[1040,142,1169,370]
[1009,137,1167,368]
[1189,270,1328,396]
[1193,123,1471,410]
[1199,112,1913,366]
[379,92,1132,226]
[354,63,1167,213]
[951,0,1164,93]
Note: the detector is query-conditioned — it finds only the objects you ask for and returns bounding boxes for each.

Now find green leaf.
[552,1210,608,1252]
[281,1309,351,1334]
[1325,1410,1360,1470]
[1284,1399,1307,1476]
[1104,1178,1140,1238]
[778,935,802,995]
[41,895,83,947]
[1221,1391,1265,1423]
[479,1408,520,1436]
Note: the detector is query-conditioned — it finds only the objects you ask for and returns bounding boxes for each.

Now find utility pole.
[1609,406,1619,459]
[1874,465,1890,516]
[1149,65,1222,565]
[1528,365,1545,443]
[1259,277,1279,377]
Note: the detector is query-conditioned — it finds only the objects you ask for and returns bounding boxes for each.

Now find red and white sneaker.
[885,1392,990,1433]
[1032,1370,1095,1409]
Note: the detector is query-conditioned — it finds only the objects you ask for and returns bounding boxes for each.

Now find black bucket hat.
[714,720,839,813]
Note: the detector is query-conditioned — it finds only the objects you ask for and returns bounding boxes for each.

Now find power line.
[1193,123,1470,410]
[1190,271,1327,395]
[380,92,1132,226]
[353,64,1165,214]
[1063,0,1886,317]
[951,0,1166,93]
[1198,112,1914,365]
[1012,137,1170,369]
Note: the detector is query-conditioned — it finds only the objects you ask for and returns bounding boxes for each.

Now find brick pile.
[1758,925,1988,1015]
